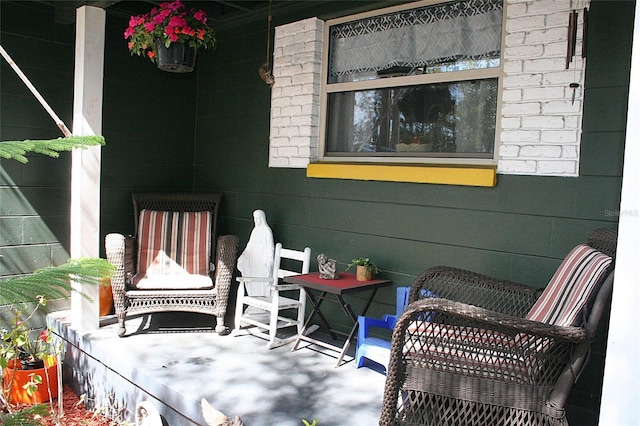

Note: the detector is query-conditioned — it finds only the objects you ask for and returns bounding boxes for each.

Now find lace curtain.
[329,0,503,77]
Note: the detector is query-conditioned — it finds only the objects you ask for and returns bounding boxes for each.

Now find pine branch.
[0,258,114,306]
[0,135,105,163]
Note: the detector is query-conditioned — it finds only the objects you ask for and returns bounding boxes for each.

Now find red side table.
[284,272,392,367]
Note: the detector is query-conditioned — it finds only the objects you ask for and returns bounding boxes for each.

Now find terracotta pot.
[356,265,372,281]
[3,357,59,404]
[99,276,114,316]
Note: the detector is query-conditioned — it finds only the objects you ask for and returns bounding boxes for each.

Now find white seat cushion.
[134,274,213,290]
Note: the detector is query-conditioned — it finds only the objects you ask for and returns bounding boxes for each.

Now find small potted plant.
[1,302,60,405]
[123,0,216,72]
[346,258,380,281]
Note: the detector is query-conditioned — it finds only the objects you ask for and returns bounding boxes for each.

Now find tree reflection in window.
[326,78,497,158]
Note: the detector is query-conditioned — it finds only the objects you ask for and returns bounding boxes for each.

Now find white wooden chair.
[233,243,311,348]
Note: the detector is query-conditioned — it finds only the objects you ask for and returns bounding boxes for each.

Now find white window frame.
[318,0,506,166]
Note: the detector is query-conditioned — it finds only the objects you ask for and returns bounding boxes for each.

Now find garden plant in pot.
[0,258,113,424]
[1,303,60,406]
[346,258,380,281]
[124,0,216,73]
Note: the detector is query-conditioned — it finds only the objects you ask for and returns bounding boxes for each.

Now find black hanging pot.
[155,39,198,73]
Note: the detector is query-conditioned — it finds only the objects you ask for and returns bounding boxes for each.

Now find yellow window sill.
[306,162,497,187]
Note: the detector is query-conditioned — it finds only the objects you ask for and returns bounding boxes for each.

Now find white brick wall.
[270,1,588,177]
[269,18,323,168]
[499,0,587,176]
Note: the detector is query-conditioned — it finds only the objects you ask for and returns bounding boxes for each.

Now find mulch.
[32,385,114,426]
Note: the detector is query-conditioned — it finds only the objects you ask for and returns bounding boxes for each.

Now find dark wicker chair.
[379,228,617,426]
[105,193,238,337]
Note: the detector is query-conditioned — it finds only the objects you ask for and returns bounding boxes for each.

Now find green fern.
[0,135,105,163]
[0,134,112,305]
[0,258,114,307]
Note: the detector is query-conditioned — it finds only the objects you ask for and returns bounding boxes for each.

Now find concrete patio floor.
[48,310,387,426]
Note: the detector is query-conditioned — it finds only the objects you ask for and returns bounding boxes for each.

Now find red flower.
[193,10,207,23]
[154,9,170,25]
[161,0,182,12]
[40,330,48,343]
[125,0,215,61]
[130,15,145,27]
[163,26,178,42]
[181,26,195,37]
[168,15,187,28]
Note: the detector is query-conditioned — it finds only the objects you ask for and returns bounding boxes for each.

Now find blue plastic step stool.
[354,286,410,372]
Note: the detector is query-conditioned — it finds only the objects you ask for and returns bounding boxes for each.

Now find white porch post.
[599,0,640,423]
[70,6,105,330]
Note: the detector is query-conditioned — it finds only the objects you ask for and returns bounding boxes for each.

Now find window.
[319,0,503,165]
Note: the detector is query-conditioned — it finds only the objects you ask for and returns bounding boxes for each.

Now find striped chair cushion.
[525,244,612,326]
[134,210,212,289]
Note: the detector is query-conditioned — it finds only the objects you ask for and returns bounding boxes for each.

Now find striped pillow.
[136,210,212,278]
[526,244,612,326]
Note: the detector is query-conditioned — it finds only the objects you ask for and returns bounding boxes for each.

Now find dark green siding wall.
[0,2,75,277]
[100,12,198,237]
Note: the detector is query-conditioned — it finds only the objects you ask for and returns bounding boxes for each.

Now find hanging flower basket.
[124,0,215,72]
[155,39,197,73]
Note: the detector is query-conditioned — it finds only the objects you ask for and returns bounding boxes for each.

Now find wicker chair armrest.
[212,235,239,318]
[105,233,128,318]
[410,266,543,317]
[105,233,126,291]
[403,298,588,343]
